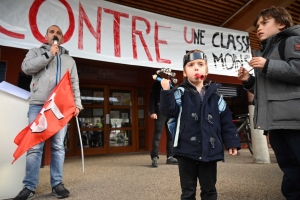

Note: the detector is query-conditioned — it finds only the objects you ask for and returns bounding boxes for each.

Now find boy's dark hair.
[253,6,293,30]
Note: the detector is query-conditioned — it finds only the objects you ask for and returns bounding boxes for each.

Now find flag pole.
[75,116,84,172]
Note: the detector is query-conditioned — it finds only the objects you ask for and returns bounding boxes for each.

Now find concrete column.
[248,105,270,163]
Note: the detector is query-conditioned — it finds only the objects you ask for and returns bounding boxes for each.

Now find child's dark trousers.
[269,129,300,200]
[177,156,217,200]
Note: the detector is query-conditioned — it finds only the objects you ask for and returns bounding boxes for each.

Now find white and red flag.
[12,71,76,163]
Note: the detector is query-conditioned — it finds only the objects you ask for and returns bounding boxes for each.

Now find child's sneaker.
[166,156,178,164]
[13,188,35,200]
[51,183,70,199]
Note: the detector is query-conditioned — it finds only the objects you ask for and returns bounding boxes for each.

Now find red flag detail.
[12,71,76,163]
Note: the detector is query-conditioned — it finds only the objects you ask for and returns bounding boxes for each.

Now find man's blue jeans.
[23,105,67,191]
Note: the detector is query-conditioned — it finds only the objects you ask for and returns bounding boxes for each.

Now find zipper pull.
[191,113,198,121]
[206,114,213,125]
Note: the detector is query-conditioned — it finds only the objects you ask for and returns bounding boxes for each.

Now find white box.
[0,89,28,199]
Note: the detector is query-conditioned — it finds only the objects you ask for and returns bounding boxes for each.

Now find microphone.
[53,36,59,45]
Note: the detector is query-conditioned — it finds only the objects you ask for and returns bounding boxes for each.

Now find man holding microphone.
[14,25,82,200]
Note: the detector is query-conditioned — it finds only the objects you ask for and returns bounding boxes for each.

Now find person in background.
[160,49,240,199]
[238,6,300,199]
[14,25,82,200]
[149,81,178,167]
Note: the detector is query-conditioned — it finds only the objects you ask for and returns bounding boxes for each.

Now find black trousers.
[177,156,217,200]
[269,129,300,200]
[150,112,173,159]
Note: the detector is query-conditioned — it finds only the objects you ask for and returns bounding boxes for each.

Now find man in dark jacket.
[149,81,177,167]
[238,6,300,199]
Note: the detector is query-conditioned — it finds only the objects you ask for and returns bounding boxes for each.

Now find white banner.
[0,0,252,76]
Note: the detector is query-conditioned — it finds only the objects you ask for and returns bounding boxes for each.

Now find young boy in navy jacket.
[159,49,241,200]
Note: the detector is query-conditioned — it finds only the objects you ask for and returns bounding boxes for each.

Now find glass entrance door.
[73,85,139,156]
[107,87,135,153]
[76,86,106,155]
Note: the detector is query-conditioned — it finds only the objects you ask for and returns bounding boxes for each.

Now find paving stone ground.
[24,149,284,200]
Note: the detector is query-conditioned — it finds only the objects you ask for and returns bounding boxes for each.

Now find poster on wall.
[112,92,131,105]
[93,108,103,117]
[0,0,252,76]
[138,97,143,105]
[138,109,144,119]
[110,111,120,118]
[93,91,104,104]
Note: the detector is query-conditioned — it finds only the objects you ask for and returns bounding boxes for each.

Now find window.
[18,72,32,91]
[0,61,6,82]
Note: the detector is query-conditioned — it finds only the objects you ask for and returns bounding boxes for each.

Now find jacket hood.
[277,25,300,38]
[40,43,69,55]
